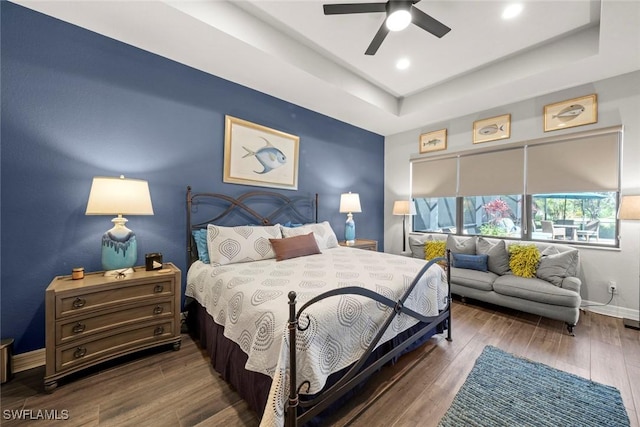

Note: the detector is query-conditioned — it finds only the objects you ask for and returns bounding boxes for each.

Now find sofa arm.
[561,276,581,294]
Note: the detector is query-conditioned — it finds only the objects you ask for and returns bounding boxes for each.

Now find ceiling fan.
[323,0,451,55]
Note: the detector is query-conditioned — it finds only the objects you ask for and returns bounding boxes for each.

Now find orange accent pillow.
[270,233,321,261]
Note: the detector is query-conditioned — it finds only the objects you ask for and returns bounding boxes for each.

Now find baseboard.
[13,348,45,373]
[581,299,639,321]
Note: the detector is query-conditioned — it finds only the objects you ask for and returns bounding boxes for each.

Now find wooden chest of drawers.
[44,264,182,391]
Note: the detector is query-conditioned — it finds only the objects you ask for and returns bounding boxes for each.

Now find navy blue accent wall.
[1,3,384,354]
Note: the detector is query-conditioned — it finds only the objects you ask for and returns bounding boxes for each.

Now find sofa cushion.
[452,253,488,272]
[476,237,510,276]
[409,235,429,259]
[536,246,579,287]
[450,267,498,291]
[493,275,580,308]
[446,235,476,255]
[508,244,541,278]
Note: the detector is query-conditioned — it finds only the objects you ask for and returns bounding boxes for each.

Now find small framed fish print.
[223,115,299,190]
[419,129,447,154]
[473,114,511,144]
[543,94,597,132]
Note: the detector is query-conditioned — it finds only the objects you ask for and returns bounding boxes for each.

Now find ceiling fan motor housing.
[386,0,414,15]
[385,1,413,31]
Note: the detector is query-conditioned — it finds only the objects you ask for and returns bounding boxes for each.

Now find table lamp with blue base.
[340,192,361,245]
[101,215,138,273]
[86,176,154,277]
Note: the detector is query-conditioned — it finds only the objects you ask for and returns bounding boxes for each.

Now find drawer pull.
[72,297,86,309]
[154,284,164,293]
[73,347,87,358]
[154,326,164,336]
[153,305,164,315]
[72,323,86,333]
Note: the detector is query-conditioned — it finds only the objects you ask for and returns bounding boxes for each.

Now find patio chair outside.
[576,220,600,241]
[541,220,566,239]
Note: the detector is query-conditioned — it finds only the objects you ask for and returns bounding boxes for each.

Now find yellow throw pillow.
[509,244,541,278]
[425,241,446,260]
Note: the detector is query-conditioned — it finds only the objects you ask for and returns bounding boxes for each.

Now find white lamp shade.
[618,195,640,220]
[86,176,154,216]
[393,200,416,216]
[339,192,362,213]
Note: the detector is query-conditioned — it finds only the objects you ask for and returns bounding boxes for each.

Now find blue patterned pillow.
[283,221,303,228]
[452,253,489,272]
[192,229,210,264]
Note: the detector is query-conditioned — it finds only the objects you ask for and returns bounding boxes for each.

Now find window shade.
[411,157,457,198]
[458,148,525,196]
[527,132,620,193]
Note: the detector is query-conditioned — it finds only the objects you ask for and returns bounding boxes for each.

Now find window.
[410,126,621,247]
[413,197,456,233]
[531,192,616,244]
[463,195,523,238]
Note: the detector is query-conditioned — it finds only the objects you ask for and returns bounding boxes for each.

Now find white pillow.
[207,224,282,265]
[281,221,338,250]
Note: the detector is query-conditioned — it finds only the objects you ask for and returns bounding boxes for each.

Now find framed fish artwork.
[419,129,447,154]
[543,94,597,132]
[473,114,511,144]
[223,115,299,190]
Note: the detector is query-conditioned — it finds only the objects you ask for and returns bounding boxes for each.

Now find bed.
[184,188,451,426]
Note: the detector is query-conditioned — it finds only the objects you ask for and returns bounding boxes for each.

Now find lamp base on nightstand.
[623,317,640,330]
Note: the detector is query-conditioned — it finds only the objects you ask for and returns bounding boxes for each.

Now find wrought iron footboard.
[285,251,452,427]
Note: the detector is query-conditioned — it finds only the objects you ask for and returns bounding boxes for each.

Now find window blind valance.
[458,148,525,197]
[411,157,457,198]
[526,132,620,194]
[411,128,620,199]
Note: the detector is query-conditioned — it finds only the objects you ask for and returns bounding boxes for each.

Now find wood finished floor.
[2,299,639,427]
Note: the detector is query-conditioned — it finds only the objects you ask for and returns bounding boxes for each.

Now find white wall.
[384,70,640,320]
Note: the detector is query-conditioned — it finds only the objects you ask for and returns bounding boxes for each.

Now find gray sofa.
[409,233,581,335]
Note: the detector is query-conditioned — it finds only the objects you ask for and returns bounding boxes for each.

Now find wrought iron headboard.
[186,186,318,265]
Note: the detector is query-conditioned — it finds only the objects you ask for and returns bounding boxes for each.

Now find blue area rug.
[439,346,630,427]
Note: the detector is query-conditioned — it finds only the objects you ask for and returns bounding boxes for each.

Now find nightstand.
[44,263,182,392]
[338,239,378,251]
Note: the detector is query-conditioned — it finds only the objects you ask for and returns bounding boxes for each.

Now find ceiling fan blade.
[365,22,390,55]
[323,3,387,15]
[411,6,451,38]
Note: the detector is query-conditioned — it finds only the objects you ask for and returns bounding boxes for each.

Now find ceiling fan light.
[386,10,411,31]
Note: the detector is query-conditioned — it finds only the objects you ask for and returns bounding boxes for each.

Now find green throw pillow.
[425,240,446,260]
[509,244,541,278]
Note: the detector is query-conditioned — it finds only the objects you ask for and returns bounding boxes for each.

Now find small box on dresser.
[44,263,182,392]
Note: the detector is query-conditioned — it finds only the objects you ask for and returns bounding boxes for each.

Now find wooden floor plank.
[2,300,638,426]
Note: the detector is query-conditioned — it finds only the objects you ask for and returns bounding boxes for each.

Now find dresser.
[44,264,182,391]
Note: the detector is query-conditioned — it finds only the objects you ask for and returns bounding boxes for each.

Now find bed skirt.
[186,299,445,424]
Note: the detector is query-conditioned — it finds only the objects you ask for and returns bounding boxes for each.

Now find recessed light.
[396,58,411,70]
[502,3,523,20]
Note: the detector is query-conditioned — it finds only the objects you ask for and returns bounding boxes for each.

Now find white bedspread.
[186,247,447,426]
